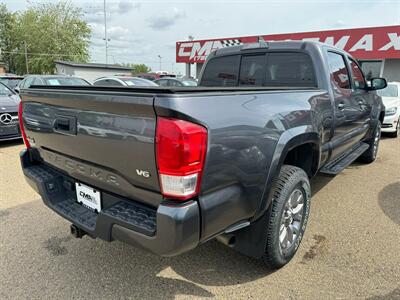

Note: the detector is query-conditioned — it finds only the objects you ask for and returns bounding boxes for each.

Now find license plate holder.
[75,182,101,212]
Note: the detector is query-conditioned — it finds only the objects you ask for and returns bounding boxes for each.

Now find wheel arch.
[256,127,321,220]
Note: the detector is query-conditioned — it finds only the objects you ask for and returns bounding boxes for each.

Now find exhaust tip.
[216,234,236,248]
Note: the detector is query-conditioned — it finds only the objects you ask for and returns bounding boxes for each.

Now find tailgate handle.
[54,115,77,135]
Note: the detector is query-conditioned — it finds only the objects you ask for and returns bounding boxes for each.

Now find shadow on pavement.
[378,182,400,226]
[311,174,334,195]
[367,287,400,300]
[71,238,273,298]
[0,138,23,148]
[0,200,274,299]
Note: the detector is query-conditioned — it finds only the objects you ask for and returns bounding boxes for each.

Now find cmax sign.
[176,25,400,63]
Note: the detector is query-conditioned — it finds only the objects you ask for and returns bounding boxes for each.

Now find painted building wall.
[382,59,400,82]
[55,64,131,83]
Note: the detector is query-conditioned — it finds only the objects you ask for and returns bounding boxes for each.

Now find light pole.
[103,0,108,64]
[158,55,162,71]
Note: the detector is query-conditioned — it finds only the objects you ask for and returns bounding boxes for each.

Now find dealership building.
[176,25,400,81]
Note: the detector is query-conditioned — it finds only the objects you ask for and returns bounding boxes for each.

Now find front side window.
[349,59,366,89]
[201,55,240,87]
[93,79,108,86]
[23,77,35,88]
[0,78,22,89]
[0,83,12,95]
[327,52,351,90]
[156,79,168,86]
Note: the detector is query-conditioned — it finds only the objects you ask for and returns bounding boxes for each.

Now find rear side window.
[201,55,240,86]
[23,77,35,88]
[265,53,316,87]
[327,52,351,89]
[94,79,121,86]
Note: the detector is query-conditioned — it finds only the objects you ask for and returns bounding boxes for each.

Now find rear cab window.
[201,52,316,87]
[201,55,240,86]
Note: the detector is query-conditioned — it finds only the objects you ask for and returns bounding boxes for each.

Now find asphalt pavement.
[0,137,399,299]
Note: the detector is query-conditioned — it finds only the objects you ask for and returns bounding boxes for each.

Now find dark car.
[0,82,21,141]
[15,75,91,93]
[93,76,158,87]
[0,74,25,91]
[154,77,197,87]
[19,41,386,269]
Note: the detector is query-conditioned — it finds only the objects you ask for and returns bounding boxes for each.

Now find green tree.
[1,1,91,74]
[121,63,151,74]
[132,64,151,74]
[0,4,18,73]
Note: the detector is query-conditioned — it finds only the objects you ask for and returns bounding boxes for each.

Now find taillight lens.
[156,117,207,200]
[18,101,30,149]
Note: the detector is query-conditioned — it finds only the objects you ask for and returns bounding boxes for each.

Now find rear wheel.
[360,121,381,163]
[262,165,311,269]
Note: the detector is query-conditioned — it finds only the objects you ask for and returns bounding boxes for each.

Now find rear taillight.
[156,117,207,200]
[18,101,30,149]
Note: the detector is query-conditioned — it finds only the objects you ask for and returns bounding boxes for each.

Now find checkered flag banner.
[221,39,243,47]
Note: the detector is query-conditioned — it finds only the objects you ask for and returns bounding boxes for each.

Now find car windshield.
[181,80,197,86]
[377,84,398,97]
[123,78,158,86]
[44,77,90,86]
[0,83,12,95]
[0,78,23,89]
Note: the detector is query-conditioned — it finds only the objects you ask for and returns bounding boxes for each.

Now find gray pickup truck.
[19,41,386,269]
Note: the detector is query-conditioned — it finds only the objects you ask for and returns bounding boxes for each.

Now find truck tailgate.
[21,88,161,207]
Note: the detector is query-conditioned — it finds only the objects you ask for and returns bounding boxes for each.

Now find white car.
[377,82,400,137]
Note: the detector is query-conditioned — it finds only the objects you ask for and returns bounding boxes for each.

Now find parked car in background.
[0,82,21,141]
[15,75,91,93]
[377,82,400,137]
[154,77,198,87]
[93,76,158,87]
[0,74,25,91]
[136,72,176,81]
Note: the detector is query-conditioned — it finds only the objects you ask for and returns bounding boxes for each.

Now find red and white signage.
[176,25,400,63]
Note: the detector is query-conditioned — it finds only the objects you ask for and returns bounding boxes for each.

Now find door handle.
[337,103,345,110]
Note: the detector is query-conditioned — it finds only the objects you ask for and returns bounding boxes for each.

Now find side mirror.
[369,78,387,90]
[14,87,20,94]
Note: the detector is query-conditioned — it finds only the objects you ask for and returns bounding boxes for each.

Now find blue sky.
[2,0,400,74]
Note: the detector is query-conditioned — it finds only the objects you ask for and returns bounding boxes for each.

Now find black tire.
[389,118,399,138]
[262,165,311,269]
[360,121,381,163]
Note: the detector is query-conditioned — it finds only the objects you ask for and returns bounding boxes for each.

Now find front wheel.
[262,165,311,269]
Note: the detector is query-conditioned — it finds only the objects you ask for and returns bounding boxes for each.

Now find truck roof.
[211,40,343,57]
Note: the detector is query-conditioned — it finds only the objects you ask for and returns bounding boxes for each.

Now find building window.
[359,61,383,80]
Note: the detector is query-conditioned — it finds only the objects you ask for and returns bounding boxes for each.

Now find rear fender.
[233,126,320,258]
